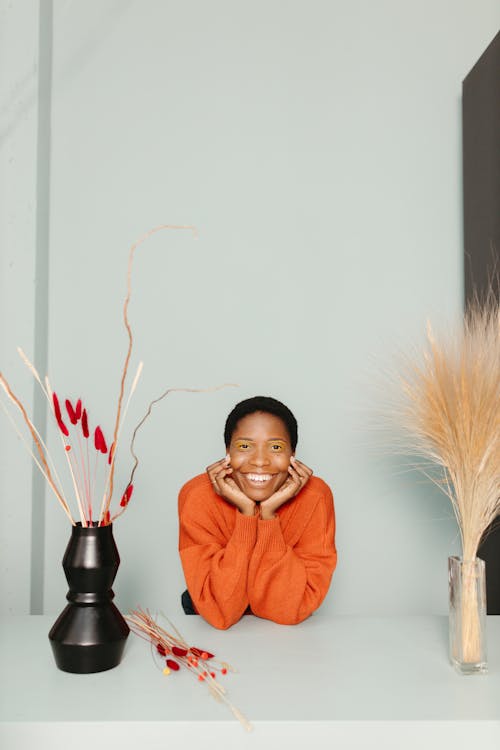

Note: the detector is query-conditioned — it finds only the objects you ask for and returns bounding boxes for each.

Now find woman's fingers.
[291,456,313,475]
[221,475,240,492]
[262,474,300,516]
[206,456,231,493]
[217,475,256,516]
[261,458,314,518]
[287,464,302,484]
[291,457,313,481]
[206,456,229,475]
[206,457,254,514]
[289,457,312,493]
[214,466,232,486]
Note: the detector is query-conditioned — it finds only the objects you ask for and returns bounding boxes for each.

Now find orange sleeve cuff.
[256,516,287,554]
[230,511,259,547]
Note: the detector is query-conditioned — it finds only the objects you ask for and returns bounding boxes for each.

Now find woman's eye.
[271,444,282,451]
[238,443,249,450]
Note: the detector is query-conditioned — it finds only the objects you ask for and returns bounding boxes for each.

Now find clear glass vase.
[448,556,487,675]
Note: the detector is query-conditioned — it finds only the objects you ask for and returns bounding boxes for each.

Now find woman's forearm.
[179,509,258,629]
[247,496,336,624]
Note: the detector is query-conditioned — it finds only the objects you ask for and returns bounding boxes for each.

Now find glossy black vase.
[48,522,129,673]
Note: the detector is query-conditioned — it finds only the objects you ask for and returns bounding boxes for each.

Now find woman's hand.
[206,457,256,516]
[259,457,313,520]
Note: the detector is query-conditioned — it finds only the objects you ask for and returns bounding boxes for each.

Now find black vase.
[48,522,129,673]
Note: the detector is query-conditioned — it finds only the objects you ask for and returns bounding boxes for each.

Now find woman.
[178,396,337,629]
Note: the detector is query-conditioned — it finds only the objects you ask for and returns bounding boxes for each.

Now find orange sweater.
[178,473,337,629]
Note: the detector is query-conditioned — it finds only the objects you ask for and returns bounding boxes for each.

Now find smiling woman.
[178,396,337,629]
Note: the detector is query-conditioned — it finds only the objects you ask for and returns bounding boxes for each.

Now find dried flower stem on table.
[127,608,252,731]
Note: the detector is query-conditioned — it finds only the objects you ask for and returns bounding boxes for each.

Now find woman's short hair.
[224,396,298,451]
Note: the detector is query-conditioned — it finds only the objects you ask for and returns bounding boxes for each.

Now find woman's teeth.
[246,473,273,482]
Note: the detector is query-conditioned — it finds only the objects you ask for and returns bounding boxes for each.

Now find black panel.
[462,30,500,613]
[463,30,500,305]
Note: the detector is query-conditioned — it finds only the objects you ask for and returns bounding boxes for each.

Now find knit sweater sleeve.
[247,481,337,625]
[178,475,258,630]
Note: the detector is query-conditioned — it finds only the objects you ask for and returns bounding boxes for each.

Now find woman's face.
[228,411,293,501]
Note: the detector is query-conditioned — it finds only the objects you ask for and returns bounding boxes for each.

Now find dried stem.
[0,399,75,524]
[461,568,481,663]
[127,383,238,491]
[4,228,237,527]
[107,224,198,509]
[99,361,144,524]
[0,373,74,523]
[16,348,72,502]
[126,608,251,731]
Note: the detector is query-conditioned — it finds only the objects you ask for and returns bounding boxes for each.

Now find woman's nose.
[250,447,270,466]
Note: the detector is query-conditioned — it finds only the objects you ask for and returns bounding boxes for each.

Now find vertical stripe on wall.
[31,0,53,614]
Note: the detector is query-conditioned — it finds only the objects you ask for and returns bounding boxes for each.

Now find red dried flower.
[108,442,114,466]
[65,445,71,452]
[81,409,89,438]
[190,647,213,659]
[94,426,101,451]
[166,659,180,671]
[52,392,63,422]
[157,644,166,656]
[75,398,82,421]
[65,399,77,425]
[172,646,187,657]
[52,392,69,436]
[57,418,69,436]
[94,425,107,454]
[119,484,134,508]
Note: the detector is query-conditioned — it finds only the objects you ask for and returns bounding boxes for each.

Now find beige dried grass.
[0,372,74,524]
[389,298,499,666]
[393,300,499,561]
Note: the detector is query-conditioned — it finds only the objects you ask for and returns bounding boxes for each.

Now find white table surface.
[1,614,500,749]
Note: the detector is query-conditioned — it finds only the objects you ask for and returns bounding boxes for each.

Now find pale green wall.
[1,0,499,616]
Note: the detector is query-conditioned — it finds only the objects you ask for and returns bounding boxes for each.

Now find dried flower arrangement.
[387,297,499,666]
[0,225,236,527]
[127,608,252,731]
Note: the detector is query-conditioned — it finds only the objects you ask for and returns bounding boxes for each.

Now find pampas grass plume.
[386,297,499,667]
[392,300,499,561]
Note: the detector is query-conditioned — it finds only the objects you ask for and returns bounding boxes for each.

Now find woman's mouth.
[244,473,274,485]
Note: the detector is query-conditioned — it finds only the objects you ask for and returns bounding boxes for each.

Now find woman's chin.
[242,485,274,502]
[245,483,282,502]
